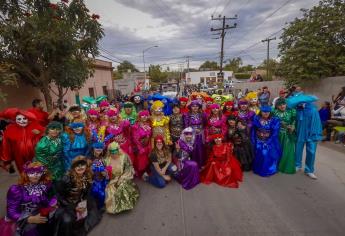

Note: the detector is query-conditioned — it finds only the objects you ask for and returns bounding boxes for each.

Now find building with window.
[184,71,235,86]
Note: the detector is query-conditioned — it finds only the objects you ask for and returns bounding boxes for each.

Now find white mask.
[16,114,28,127]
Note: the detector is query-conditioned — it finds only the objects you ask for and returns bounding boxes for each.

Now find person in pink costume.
[205,104,227,143]
[106,109,134,163]
[131,110,152,177]
[86,109,100,133]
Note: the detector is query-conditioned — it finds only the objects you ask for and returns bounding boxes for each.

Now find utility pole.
[211,15,237,78]
[186,56,190,85]
[261,37,276,80]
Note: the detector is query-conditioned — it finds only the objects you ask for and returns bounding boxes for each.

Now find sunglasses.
[27,172,43,178]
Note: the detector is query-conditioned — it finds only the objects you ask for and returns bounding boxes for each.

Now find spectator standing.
[272,89,288,107]
[258,86,271,106]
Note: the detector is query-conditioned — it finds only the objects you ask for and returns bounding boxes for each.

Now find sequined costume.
[251,113,282,177]
[120,102,137,125]
[233,129,254,171]
[151,101,172,145]
[169,113,185,143]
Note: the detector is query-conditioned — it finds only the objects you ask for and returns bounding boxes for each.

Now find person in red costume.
[200,134,243,188]
[222,101,238,117]
[27,99,55,127]
[179,97,189,114]
[204,97,214,115]
[1,108,44,173]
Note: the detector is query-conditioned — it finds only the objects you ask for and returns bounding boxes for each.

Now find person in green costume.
[272,98,297,174]
[120,102,137,125]
[35,121,65,181]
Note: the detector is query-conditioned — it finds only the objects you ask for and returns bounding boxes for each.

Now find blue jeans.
[148,163,177,188]
[295,141,317,173]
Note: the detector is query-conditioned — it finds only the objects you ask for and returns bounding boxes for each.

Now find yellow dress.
[104,153,139,214]
[151,116,172,145]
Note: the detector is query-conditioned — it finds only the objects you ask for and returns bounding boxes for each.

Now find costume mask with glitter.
[134,96,141,104]
[16,114,28,127]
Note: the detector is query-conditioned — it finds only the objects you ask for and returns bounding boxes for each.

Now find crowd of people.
[0,84,334,236]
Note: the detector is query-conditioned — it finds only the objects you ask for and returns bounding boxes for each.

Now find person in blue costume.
[148,93,174,116]
[251,105,282,177]
[62,122,90,170]
[88,131,113,209]
[286,92,323,179]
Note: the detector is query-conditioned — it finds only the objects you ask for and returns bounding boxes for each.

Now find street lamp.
[143,45,158,90]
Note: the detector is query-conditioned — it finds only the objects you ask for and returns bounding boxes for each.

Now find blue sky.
[61,0,321,70]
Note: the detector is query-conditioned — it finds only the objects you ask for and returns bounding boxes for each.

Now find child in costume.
[144,136,177,188]
[104,142,139,214]
[272,98,297,174]
[35,121,65,182]
[251,106,282,177]
[62,122,90,170]
[1,108,44,173]
[131,110,152,177]
[233,120,254,171]
[54,156,102,235]
[184,100,207,169]
[200,134,243,188]
[174,127,200,190]
[150,100,172,146]
[3,162,57,236]
[120,102,137,125]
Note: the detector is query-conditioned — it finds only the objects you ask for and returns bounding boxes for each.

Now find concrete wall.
[187,71,234,85]
[233,80,285,100]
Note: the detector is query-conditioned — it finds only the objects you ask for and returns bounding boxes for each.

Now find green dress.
[104,153,139,214]
[273,108,297,174]
[35,136,65,181]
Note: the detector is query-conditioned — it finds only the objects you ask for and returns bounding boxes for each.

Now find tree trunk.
[41,85,53,111]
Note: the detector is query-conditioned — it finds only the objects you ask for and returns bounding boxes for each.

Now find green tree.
[0,63,18,102]
[238,64,255,73]
[116,60,139,80]
[199,61,219,70]
[224,57,242,72]
[0,0,104,110]
[149,64,168,84]
[278,0,345,85]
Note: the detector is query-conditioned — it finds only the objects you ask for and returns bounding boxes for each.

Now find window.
[88,88,95,98]
[102,86,108,96]
[200,77,205,83]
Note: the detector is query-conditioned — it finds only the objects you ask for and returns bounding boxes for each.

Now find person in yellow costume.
[246,91,260,114]
[150,100,172,146]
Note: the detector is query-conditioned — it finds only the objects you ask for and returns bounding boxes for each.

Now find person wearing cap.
[55,156,102,235]
[1,108,44,173]
[251,105,282,177]
[184,100,207,169]
[104,142,139,214]
[150,100,172,146]
[62,122,90,170]
[3,161,57,235]
[200,134,243,188]
[106,109,134,163]
[272,89,288,108]
[233,119,254,171]
[272,98,297,174]
[132,110,152,177]
[174,127,200,190]
[144,136,177,188]
[169,103,185,144]
[286,92,323,179]
[120,102,137,125]
[35,121,65,182]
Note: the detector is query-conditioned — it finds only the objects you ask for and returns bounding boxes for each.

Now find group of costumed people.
[0,90,322,236]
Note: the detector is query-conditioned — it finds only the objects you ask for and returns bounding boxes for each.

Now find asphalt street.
[1,143,345,236]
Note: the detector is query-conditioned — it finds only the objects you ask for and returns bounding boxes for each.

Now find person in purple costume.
[183,100,207,169]
[4,161,57,236]
[237,99,255,131]
[174,127,200,190]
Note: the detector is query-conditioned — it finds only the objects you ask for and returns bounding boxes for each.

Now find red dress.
[200,143,243,188]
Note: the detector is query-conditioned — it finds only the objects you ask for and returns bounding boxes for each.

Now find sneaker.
[142,172,149,182]
[305,172,317,179]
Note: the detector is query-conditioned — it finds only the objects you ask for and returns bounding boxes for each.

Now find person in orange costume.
[200,134,243,188]
[1,108,44,173]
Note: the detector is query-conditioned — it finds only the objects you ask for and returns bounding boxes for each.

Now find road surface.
[1,143,344,236]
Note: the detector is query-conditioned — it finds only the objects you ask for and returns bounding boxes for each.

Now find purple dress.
[238,109,255,130]
[183,112,207,168]
[175,139,200,190]
[6,184,56,236]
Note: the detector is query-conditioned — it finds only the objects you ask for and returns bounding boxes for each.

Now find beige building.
[0,59,113,110]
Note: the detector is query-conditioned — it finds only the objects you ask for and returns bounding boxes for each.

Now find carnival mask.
[16,114,28,127]
[134,96,141,103]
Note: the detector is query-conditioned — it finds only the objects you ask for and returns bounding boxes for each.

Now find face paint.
[16,114,28,127]
[110,149,119,154]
